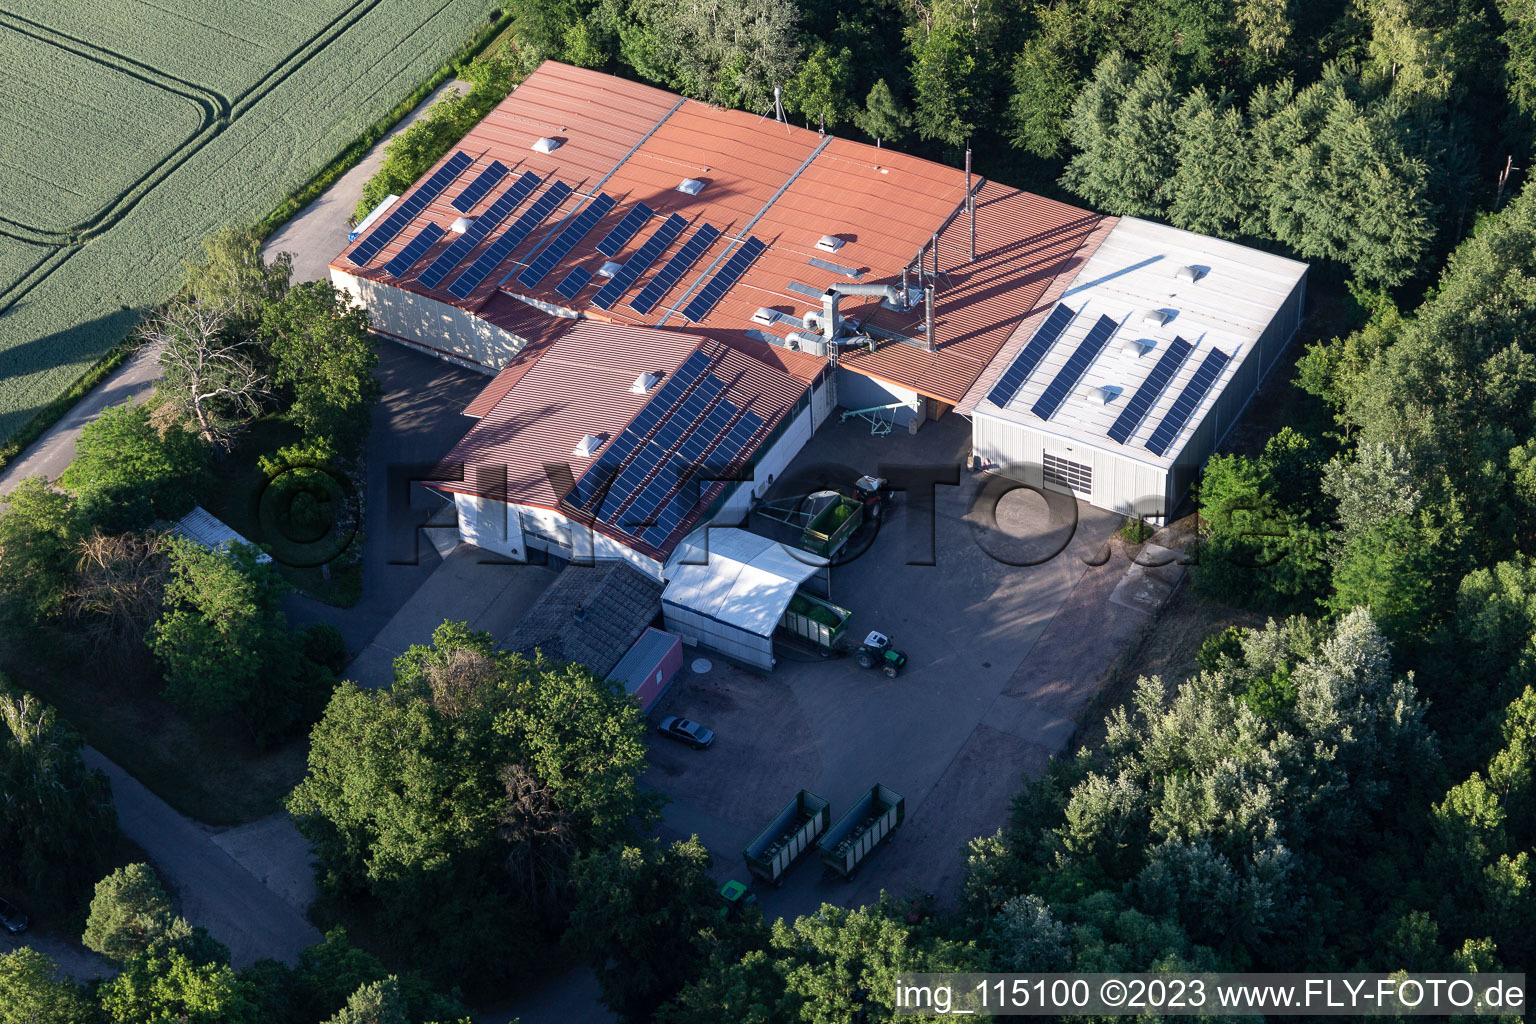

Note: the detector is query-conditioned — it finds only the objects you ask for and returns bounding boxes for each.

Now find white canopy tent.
[662,528,828,670]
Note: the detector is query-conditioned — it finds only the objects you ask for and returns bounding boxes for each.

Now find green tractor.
[718,879,758,921]
[857,631,908,678]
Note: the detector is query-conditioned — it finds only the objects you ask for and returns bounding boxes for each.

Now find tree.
[0,947,99,1024]
[784,43,856,129]
[146,299,269,448]
[83,863,175,962]
[1235,0,1292,62]
[98,948,257,1024]
[287,621,658,988]
[1164,90,1259,238]
[147,538,326,742]
[854,78,910,146]
[182,227,291,329]
[64,529,172,662]
[1265,90,1434,286]
[259,281,380,444]
[327,976,409,1024]
[1194,453,1327,608]
[1007,27,1079,158]
[990,894,1072,971]
[566,836,722,1021]
[0,683,118,911]
[59,402,209,532]
[1062,59,1179,217]
[0,476,86,623]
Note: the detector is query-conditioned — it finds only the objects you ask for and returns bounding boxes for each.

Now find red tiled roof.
[432,321,810,560]
[331,61,1102,406]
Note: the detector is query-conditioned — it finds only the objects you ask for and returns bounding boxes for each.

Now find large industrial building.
[329,60,1307,581]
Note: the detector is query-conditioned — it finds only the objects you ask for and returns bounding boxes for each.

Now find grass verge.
[0,337,143,475]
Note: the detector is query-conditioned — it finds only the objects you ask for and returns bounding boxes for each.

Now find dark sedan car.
[658,716,714,749]
[0,896,28,935]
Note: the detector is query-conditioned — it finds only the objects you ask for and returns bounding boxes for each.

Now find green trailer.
[779,591,852,652]
[802,491,863,557]
[817,784,904,880]
[743,790,831,886]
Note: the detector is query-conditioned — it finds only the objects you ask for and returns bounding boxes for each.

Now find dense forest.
[6,1,1536,1021]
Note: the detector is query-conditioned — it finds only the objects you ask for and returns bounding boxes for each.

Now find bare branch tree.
[64,530,172,666]
[498,762,577,922]
[145,299,271,448]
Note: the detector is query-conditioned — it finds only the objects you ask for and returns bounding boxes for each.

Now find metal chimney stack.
[924,285,936,352]
[774,86,785,123]
[966,145,976,261]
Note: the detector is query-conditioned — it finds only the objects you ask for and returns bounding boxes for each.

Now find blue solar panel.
[591,215,688,309]
[596,203,655,257]
[518,194,616,288]
[567,445,627,510]
[1031,315,1119,422]
[709,411,764,470]
[986,304,1076,408]
[418,172,541,289]
[1106,337,1194,445]
[628,224,720,314]
[451,160,509,213]
[349,151,472,266]
[1145,348,1231,457]
[682,237,766,322]
[383,223,445,278]
[555,266,592,299]
[447,181,572,300]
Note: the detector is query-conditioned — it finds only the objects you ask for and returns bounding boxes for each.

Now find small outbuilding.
[610,628,683,712]
[661,528,828,671]
[168,506,272,564]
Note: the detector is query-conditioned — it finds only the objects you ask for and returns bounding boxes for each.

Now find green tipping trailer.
[817,784,904,880]
[802,492,863,558]
[780,592,852,652]
[743,790,832,886]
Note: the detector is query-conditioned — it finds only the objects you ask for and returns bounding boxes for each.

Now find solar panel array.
[517,193,616,288]
[451,160,509,213]
[1106,337,1193,445]
[985,304,1075,409]
[417,172,541,289]
[447,181,572,300]
[682,237,766,322]
[1031,314,1118,421]
[591,214,688,309]
[383,223,445,278]
[559,347,771,549]
[555,266,592,299]
[1144,348,1230,457]
[628,224,720,314]
[348,151,471,266]
[595,203,655,257]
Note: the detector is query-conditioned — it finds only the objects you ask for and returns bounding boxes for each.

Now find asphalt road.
[0,341,164,495]
[82,749,322,968]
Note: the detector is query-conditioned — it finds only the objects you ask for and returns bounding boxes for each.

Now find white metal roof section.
[662,528,827,639]
[975,217,1307,468]
[168,505,273,563]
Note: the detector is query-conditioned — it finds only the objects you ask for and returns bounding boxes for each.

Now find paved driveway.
[281,342,489,654]
[642,414,1154,922]
[0,342,164,495]
[265,79,471,284]
[82,749,322,968]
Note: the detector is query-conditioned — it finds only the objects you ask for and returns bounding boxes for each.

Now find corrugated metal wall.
[662,601,775,670]
[331,270,527,368]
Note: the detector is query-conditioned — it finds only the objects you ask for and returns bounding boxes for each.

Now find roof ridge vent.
[677,178,705,196]
[573,434,604,457]
[1142,309,1172,327]
[532,137,562,154]
[450,216,474,234]
[631,372,659,394]
[1175,265,1207,283]
[1096,385,1124,404]
[816,234,845,252]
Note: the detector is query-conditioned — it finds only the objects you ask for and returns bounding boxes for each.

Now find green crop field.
[0,0,498,442]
